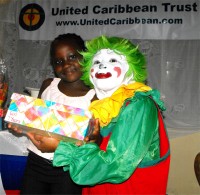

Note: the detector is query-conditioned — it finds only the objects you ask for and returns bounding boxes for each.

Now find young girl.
[8,33,97,194]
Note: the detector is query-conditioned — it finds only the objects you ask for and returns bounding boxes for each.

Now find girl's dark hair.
[50,33,86,65]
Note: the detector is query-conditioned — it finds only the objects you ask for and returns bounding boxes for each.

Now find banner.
[17,0,200,40]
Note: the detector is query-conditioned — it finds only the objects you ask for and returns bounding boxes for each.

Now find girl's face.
[52,41,83,83]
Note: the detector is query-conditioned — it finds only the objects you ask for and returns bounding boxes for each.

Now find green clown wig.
[80,35,147,88]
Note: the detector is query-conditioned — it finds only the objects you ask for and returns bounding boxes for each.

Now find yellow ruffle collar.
[89,82,152,127]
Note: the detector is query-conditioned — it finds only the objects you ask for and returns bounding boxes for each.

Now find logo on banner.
[19,3,45,31]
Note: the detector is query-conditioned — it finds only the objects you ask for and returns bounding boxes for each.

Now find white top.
[27,78,95,160]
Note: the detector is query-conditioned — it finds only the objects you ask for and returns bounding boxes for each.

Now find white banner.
[17,0,200,40]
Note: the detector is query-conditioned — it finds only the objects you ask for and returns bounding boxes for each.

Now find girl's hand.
[7,123,24,134]
[8,123,60,153]
[27,133,60,153]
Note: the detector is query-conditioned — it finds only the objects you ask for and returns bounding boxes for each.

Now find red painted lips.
[95,72,112,79]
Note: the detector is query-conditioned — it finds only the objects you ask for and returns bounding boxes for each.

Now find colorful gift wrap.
[4,93,92,142]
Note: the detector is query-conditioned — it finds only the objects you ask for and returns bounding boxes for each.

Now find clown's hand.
[81,118,102,146]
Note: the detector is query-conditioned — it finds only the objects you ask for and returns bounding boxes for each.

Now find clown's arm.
[53,92,159,185]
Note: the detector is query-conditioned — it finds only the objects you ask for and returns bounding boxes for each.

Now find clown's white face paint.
[90,49,133,99]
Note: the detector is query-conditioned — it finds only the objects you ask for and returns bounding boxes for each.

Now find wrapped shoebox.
[5,93,92,143]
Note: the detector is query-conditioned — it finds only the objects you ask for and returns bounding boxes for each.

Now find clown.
[52,36,170,194]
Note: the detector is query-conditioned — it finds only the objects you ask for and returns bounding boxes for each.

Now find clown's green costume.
[53,36,170,194]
